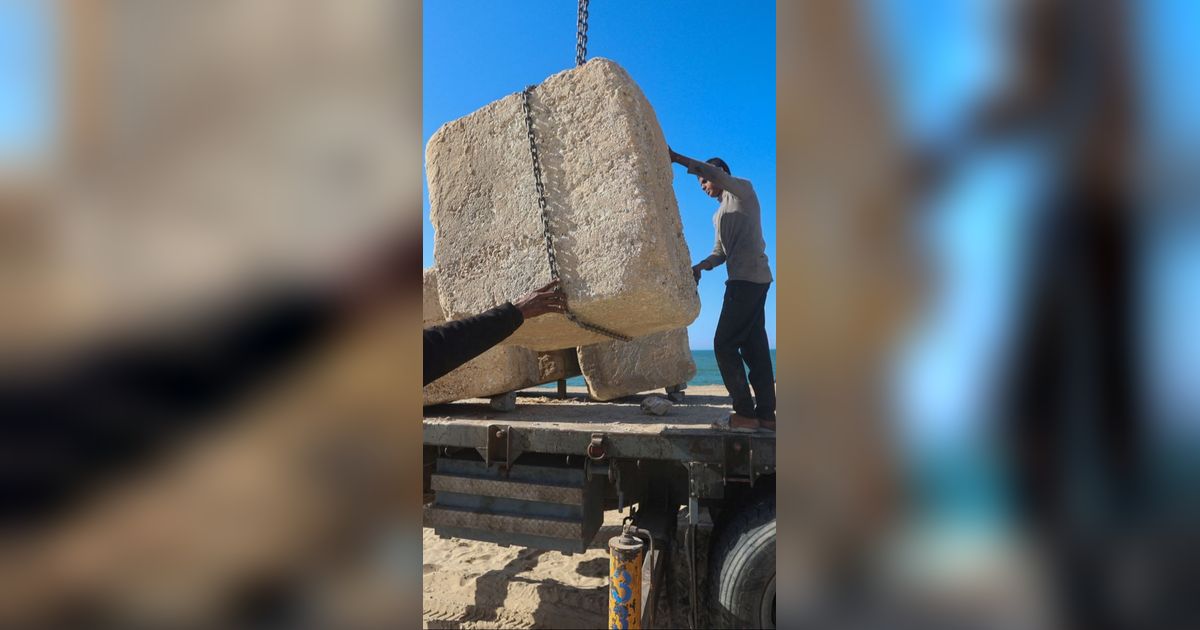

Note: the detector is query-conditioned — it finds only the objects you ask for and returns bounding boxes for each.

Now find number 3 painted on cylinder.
[611,567,632,603]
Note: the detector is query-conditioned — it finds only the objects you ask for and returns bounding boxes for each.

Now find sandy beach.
[423,384,730,629]
[422,510,627,629]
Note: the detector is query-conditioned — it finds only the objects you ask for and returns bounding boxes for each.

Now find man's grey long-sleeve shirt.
[688,161,773,284]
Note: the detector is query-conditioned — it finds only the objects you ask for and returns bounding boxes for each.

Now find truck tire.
[709,494,776,628]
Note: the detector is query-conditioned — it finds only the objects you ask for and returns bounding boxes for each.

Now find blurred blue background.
[870,0,1200,526]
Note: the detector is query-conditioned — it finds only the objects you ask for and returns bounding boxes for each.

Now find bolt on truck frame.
[423,390,777,628]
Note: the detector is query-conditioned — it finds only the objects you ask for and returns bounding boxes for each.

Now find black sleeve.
[423,303,524,385]
[0,287,341,524]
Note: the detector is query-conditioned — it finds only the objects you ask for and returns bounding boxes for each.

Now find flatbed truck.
[423,387,777,628]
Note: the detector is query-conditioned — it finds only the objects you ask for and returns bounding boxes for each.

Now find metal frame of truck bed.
[422,391,775,543]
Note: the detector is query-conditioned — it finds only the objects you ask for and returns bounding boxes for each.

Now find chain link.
[575,0,589,67]
[520,86,629,343]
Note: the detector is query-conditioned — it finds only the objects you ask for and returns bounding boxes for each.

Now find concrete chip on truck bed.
[426,58,699,351]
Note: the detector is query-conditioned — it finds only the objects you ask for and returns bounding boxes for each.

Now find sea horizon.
[537,348,777,389]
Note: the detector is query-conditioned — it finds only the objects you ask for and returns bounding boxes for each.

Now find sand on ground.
[422,510,629,630]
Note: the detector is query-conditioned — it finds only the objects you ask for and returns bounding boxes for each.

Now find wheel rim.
[760,573,777,629]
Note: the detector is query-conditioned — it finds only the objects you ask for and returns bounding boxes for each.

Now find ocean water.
[688,349,778,386]
[537,349,777,389]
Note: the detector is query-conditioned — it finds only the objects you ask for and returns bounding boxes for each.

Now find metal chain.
[575,0,589,67]
[520,86,630,342]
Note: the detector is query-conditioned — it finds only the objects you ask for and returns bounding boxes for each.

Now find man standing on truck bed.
[670,148,775,431]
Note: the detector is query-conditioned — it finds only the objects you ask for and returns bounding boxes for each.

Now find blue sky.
[0,0,54,162]
[422,0,776,350]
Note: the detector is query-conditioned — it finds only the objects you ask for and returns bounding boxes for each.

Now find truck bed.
[423,386,775,465]
[423,389,732,434]
[423,386,775,554]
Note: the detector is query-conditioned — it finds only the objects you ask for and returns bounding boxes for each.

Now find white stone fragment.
[640,396,673,416]
[577,328,696,401]
[422,268,538,405]
[426,58,699,351]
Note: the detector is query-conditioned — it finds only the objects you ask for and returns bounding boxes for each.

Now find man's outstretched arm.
[423,280,565,385]
[668,147,751,198]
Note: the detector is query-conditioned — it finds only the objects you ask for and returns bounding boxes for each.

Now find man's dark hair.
[706,157,731,174]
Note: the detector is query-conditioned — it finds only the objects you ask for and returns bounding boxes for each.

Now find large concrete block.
[427,58,699,351]
[423,268,538,405]
[421,268,445,326]
[577,328,696,401]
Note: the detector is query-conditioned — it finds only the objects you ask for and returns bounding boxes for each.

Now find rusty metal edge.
[430,474,584,505]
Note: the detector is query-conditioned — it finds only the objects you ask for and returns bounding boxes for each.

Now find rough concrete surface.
[421,268,445,327]
[427,58,699,351]
[534,349,581,384]
[423,268,538,406]
[577,328,696,402]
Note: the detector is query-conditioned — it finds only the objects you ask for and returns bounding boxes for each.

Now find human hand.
[691,264,703,284]
[513,279,568,319]
[669,146,683,165]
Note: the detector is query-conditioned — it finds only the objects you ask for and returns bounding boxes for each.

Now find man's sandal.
[718,413,761,432]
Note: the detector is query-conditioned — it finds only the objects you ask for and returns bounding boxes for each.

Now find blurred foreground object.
[2,0,422,626]
[779,0,1200,628]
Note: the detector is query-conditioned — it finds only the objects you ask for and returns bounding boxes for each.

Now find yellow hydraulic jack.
[608,520,654,629]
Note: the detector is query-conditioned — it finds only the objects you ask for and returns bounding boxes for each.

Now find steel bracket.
[485,424,512,470]
[687,461,725,500]
[723,435,754,485]
[587,432,607,460]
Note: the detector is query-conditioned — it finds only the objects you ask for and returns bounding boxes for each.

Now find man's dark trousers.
[713,280,775,422]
